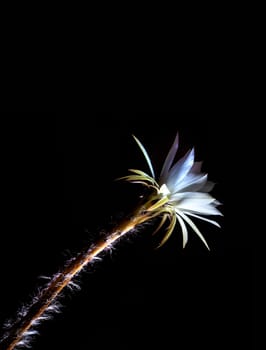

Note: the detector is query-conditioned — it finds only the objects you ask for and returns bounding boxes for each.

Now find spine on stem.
[0,208,151,350]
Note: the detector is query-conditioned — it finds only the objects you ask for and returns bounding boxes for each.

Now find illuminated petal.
[181,203,222,216]
[182,212,221,227]
[176,209,210,250]
[160,131,179,184]
[172,174,208,193]
[176,214,188,248]
[173,192,222,216]
[166,148,195,192]
[170,191,214,204]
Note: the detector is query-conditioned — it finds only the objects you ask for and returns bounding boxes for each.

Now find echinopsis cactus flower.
[121,132,222,249]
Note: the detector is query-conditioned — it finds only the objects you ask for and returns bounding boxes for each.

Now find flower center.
[159,183,171,197]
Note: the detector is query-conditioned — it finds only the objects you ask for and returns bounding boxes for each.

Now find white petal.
[182,212,222,227]
[176,209,210,250]
[173,174,208,193]
[174,193,222,216]
[166,148,195,192]
[176,214,188,248]
[179,202,222,216]
[160,131,179,184]
[170,191,213,204]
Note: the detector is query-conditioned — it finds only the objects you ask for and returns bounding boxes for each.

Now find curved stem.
[0,208,154,350]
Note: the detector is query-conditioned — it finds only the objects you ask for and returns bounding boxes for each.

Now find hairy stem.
[0,207,155,350]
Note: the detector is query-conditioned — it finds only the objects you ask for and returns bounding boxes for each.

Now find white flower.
[121,132,223,249]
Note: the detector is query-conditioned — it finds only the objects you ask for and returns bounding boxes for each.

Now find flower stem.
[0,207,154,350]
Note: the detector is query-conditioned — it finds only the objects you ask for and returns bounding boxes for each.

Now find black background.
[0,113,255,349]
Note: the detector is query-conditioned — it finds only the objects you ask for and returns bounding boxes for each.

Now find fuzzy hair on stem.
[0,208,156,350]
